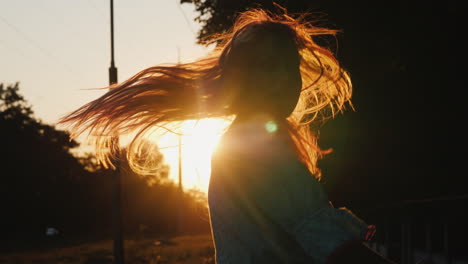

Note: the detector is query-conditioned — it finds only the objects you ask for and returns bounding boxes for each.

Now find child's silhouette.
[59,5,396,264]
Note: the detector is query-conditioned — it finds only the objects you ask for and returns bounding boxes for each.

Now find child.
[59,6,395,264]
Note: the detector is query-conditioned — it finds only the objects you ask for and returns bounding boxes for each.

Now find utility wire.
[37,1,84,39]
[176,2,196,36]
[0,15,80,83]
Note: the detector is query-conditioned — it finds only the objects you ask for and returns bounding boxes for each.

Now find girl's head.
[209,8,352,123]
[58,6,353,179]
[220,21,302,118]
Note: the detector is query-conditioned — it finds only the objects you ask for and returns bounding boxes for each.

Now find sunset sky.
[0,0,222,191]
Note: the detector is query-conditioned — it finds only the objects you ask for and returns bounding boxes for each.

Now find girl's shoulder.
[213,117,295,163]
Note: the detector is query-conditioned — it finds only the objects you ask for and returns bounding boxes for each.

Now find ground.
[0,234,215,264]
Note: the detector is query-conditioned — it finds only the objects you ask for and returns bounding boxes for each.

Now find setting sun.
[154,118,233,193]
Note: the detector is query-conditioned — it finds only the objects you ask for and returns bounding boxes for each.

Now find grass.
[0,234,215,264]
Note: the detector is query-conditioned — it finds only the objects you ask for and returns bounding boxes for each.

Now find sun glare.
[154,118,233,193]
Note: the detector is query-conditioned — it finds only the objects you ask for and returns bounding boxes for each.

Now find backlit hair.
[58,6,353,179]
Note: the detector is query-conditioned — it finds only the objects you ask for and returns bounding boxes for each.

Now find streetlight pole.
[109,0,118,84]
[109,1,124,264]
[176,49,184,235]
[177,133,183,234]
[178,134,182,192]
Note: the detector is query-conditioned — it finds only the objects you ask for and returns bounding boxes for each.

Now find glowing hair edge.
[58,7,353,179]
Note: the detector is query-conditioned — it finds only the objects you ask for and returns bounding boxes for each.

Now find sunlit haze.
[155,118,233,192]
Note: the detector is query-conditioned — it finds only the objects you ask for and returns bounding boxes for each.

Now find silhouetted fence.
[362,195,468,264]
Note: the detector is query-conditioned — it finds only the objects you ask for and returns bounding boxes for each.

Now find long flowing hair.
[58,6,352,180]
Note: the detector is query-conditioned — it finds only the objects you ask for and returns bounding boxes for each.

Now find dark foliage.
[0,83,115,249]
[0,83,210,253]
[119,148,211,238]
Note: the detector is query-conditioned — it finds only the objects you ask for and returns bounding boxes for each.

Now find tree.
[180,0,323,45]
[0,82,98,245]
[119,143,211,237]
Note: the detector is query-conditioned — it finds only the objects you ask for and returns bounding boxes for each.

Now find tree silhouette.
[1,83,211,251]
[180,0,326,45]
[119,141,211,237]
